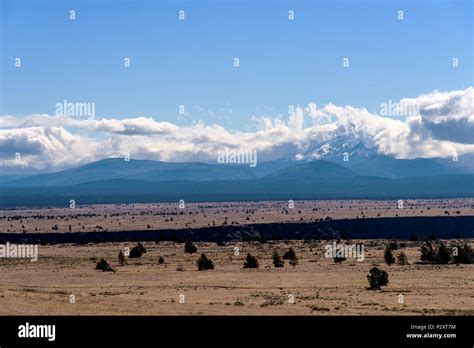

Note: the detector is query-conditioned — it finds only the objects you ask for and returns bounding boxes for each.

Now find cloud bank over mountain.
[1,87,473,173]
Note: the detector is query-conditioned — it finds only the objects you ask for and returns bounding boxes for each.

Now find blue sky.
[1,0,472,130]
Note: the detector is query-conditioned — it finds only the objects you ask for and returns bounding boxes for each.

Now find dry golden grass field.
[0,240,472,315]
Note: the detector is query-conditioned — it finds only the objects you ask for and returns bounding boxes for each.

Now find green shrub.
[96,258,115,272]
[197,253,214,270]
[420,241,436,263]
[272,251,284,268]
[420,241,457,264]
[437,242,451,264]
[243,253,259,269]
[367,267,389,290]
[184,241,197,254]
[129,245,143,258]
[397,252,409,265]
[384,247,395,265]
[282,247,296,260]
[452,242,473,264]
[158,256,165,264]
[137,242,147,253]
[388,241,399,250]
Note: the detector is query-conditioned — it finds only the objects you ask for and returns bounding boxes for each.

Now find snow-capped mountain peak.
[302,137,377,162]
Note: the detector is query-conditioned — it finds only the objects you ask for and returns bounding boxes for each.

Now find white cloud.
[0,127,102,173]
[1,87,473,173]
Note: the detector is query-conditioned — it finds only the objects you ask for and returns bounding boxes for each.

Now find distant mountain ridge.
[0,147,472,186]
[1,173,472,207]
[293,140,468,178]
[1,159,258,186]
[0,149,473,207]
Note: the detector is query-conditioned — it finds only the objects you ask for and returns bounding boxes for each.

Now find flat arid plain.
[0,199,472,315]
[0,240,473,315]
[1,199,472,233]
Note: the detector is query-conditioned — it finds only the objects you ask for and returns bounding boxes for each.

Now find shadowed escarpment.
[0,216,472,244]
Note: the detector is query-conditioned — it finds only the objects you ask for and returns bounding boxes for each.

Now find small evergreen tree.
[243,253,259,269]
[129,245,143,258]
[437,242,451,264]
[452,243,473,264]
[272,251,284,268]
[367,267,389,290]
[158,256,165,264]
[137,242,147,254]
[420,241,435,263]
[282,247,296,260]
[397,251,409,265]
[184,241,197,254]
[388,241,399,250]
[96,258,115,272]
[197,253,214,270]
[384,247,395,265]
